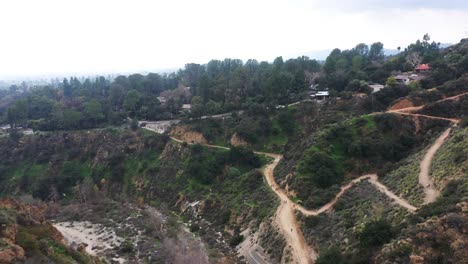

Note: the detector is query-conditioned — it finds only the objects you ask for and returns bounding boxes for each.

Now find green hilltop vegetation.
[0,35,467,263]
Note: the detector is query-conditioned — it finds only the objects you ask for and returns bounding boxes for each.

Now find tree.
[191,96,204,118]
[369,42,384,63]
[385,77,398,88]
[62,78,73,97]
[298,149,343,188]
[84,99,104,125]
[6,99,28,128]
[124,89,141,115]
[277,110,295,136]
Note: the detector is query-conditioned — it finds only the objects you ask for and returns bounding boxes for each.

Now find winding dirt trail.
[263,156,317,264]
[419,128,452,204]
[142,91,463,263]
[162,132,416,263]
[294,174,417,216]
[386,93,464,204]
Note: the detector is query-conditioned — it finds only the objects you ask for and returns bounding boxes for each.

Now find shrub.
[316,247,344,264]
[298,149,343,188]
[119,240,134,253]
[229,234,244,247]
[359,220,394,247]
[304,215,321,228]
[189,224,200,232]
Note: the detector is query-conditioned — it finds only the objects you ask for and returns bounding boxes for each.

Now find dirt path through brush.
[142,92,463,263]
[419,128,452,204]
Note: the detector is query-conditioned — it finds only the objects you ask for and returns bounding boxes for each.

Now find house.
[369,84,384,93]
[181,104,192,112]
[310,91,329,100]
[395,75,410,85]
[408,74,426,82]
[157,96,167,104]
[414,64,430,72]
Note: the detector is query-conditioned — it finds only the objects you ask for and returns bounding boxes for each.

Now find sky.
[0,0,467,80]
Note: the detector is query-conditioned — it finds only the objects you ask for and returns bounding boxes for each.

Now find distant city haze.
[1,0,467,79]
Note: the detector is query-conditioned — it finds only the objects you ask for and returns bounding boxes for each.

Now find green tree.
[277,110,295,136]
[124,89,141,116]
[6,99,29,128]
[298,149,343,188]
[369,42,384,63]
[84,99,104,125]
[385,76,398,88]
[191,96,204,118]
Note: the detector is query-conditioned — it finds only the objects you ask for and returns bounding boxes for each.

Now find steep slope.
[0,198,102,264]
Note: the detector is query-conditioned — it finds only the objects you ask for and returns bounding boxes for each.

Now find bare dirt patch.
[170,125,208,144]
[388,98,415,111]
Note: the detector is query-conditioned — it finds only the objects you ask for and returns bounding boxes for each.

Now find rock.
[77,243,89,252]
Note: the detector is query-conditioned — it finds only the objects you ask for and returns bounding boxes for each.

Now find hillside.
[0,36,467,264]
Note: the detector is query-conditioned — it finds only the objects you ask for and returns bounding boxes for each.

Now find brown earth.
[230,132,249,147]
[169,125,208,144]
[388,98,415,111]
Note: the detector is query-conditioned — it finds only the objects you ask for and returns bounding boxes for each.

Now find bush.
[189,224,200,232]
[0,209,15,225]
[304,215,321,228]
[298,149,343,188]
[316,247,344,264]
[17,229,40,255]
[229,234,244,247]
[119,240,134,253]
[359,220,394,247]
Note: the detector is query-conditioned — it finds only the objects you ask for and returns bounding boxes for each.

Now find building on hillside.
[369,84,384,93]
[181,104,192,112]
[408,74,426,82]
[310,91,329,100]
[157,96,167,104]
[395,75,410,85]
[414,64,431,72]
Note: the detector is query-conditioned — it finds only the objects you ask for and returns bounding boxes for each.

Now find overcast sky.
[0,0,467,79]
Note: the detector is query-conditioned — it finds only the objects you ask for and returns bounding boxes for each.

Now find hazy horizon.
[1,0,467,80]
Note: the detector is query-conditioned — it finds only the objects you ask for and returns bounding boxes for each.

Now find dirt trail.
[142,92,463,263]
[387,91,468,121]
[144,128,418,264]
[294,174,417,216]
[387,111,460,123]
[386,93,463,204]
[419,128,452,204]
[263,157,317,264]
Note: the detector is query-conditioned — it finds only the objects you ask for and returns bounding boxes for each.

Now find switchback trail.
[292,174,417,216]
[419,128,452,204]
[142,91,462,263]
[386,93,462,204]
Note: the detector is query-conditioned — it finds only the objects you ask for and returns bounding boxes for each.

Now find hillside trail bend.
[141,92,464,264]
